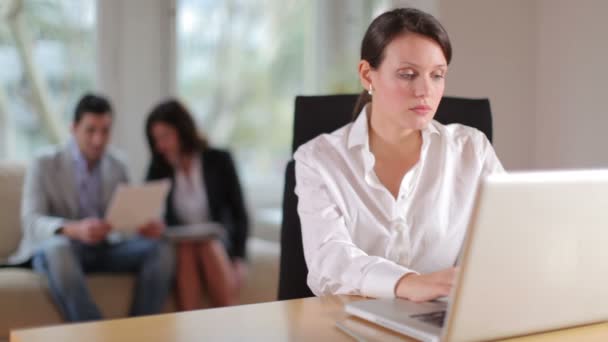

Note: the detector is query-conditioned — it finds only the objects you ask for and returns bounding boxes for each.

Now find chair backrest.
[277,94,493,300]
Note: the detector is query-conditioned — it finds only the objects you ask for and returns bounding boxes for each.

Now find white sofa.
[0,162,280,340]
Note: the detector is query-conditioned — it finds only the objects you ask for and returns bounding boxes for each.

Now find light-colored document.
[105,180,170,232]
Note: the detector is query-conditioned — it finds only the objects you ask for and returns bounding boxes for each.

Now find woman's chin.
[401,115,432,131]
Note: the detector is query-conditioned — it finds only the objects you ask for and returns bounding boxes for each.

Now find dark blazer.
[146,148,249,260]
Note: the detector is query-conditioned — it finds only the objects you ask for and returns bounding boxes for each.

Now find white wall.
[440,0,537,170]
[441,0,608,170]
[97,0,175,181]
[535,0,608,169]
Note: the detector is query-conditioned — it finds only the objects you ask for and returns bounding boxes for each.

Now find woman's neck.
[368,108,422,160]
[178,154,194,175]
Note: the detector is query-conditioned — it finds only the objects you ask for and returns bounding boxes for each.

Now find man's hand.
[137,219,166,239]
[61,218,111,244]
[395,267,458,302]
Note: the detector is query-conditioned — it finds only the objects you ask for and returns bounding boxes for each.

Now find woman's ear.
[358,60,373,91]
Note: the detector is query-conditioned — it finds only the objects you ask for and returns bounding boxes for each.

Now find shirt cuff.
[49,218,67,236]
[361,261,417,299]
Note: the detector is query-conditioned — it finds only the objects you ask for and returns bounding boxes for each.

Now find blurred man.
[11,93,174,322]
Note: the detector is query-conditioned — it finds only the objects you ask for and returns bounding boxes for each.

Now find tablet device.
[164,222,225,242]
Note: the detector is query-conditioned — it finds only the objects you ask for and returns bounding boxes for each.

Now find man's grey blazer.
[6,144,129,265]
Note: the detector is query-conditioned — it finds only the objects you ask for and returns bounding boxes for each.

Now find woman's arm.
[295,147,415,299]
[479,132,505,176]
[223,151,249,260]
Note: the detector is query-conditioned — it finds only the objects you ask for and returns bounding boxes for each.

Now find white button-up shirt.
[174,155,210,225]
[294,106,504,299]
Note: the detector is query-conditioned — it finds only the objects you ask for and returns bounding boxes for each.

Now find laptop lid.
[444,170,608,341]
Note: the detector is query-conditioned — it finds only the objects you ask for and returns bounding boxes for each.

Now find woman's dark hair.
[145,99,209,167]
[353,8,452,118]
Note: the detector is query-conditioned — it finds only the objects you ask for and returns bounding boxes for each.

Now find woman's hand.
[395,267,458,302]
[233,258,248,290]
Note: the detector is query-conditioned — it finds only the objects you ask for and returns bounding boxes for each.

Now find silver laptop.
[345,170,608,341]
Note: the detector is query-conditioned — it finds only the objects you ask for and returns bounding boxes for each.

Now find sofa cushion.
[87,274,139,318]
[0,163,25,261]
[0,268,62,335]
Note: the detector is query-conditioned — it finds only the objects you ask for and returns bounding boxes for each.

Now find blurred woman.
[145,99,248,310]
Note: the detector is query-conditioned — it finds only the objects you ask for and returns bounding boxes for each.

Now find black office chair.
[277,94,493,300]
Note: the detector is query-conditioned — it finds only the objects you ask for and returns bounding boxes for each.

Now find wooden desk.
[10,296,608,342]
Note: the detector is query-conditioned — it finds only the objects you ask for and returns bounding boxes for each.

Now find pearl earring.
[368,84,373,96]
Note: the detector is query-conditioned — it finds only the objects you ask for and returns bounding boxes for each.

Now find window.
[176,0,387,236]
[0,0,96,160]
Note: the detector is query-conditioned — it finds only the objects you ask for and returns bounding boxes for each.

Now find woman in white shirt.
[294,8,504,302]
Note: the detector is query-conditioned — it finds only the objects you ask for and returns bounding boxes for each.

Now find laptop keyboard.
[410,310,446,327]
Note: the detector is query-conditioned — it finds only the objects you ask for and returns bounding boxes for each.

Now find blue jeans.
[32,236,175,322]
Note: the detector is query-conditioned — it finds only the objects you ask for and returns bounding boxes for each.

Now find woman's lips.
[410,105,432,116]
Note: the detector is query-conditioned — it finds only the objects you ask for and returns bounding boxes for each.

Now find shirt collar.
[347,105,371,150]
[70,138,101,174]
[176,154,202,181]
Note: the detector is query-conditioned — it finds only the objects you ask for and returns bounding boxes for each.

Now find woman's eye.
[432,73,445,80]
[398,72,416,80]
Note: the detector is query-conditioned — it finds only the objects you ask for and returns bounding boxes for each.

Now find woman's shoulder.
[146,159,172,180]
[202,147,233,161]
[431,120,490,147]
[429,120,495,164]
[293,121,353,164]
